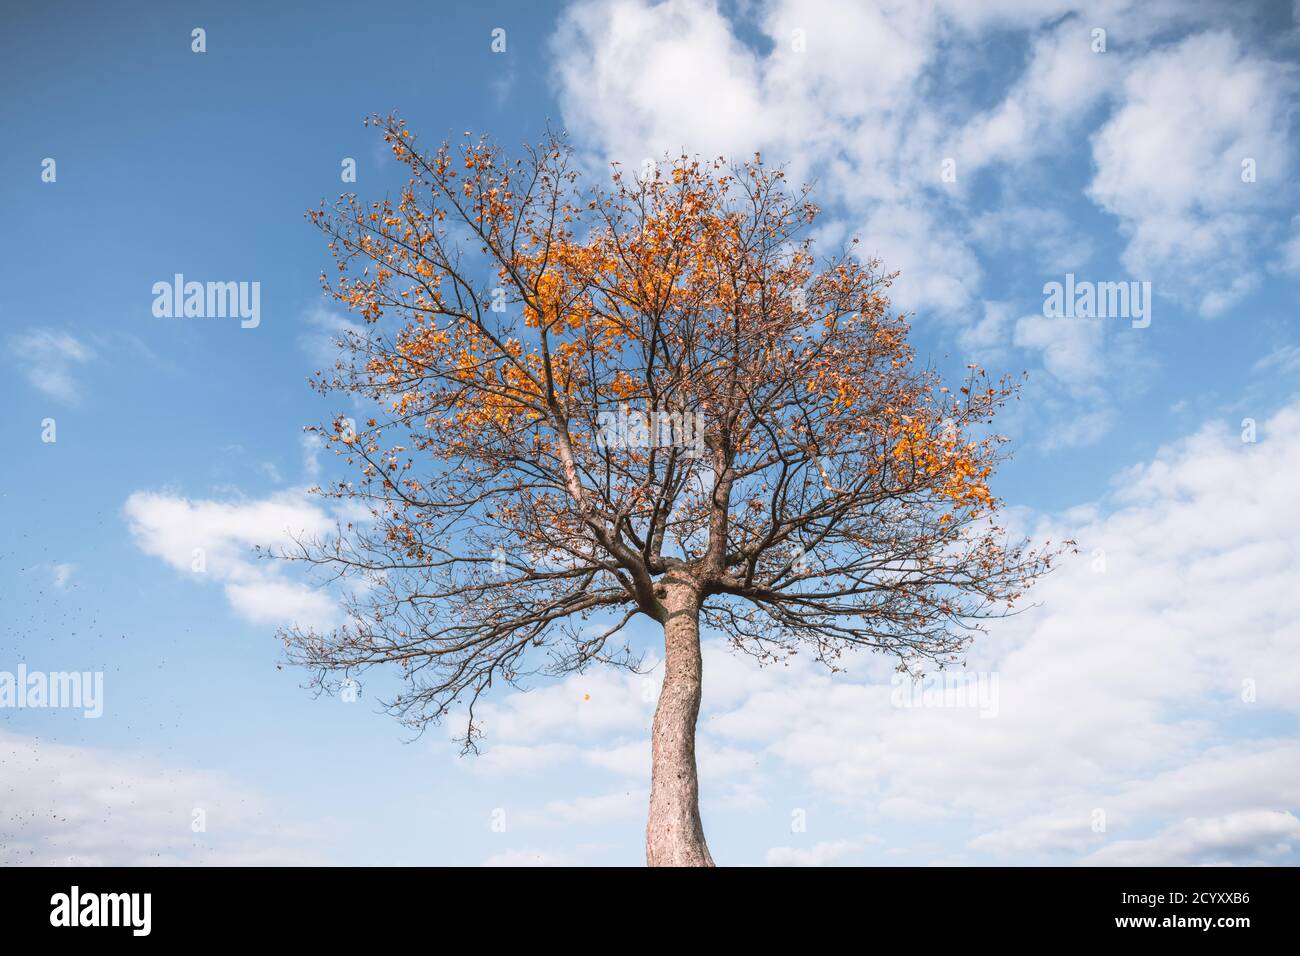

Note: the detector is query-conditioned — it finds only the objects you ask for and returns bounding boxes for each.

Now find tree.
[281,115,1063,866]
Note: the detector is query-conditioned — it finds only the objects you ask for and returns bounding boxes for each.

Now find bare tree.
[278,115,1063,866]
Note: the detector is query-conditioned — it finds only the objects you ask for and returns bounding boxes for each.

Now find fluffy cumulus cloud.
[1087,30,1296,317]
[123,490,337,628]
[554,0,985,313]
[469,397,1300,864]
[550,0,1298,441]
[0,731,326,865]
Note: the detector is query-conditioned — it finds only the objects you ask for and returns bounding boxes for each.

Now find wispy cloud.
[8,329,94,403]
[1255,343,1300,377]
[50,562,75,589]
[0,730,330,865]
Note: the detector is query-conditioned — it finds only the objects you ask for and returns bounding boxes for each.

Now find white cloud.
[1255,343,1300,377]
[858,201,983,316]
[766,839,862,866]
[972,741,1300,859]
[1039,404,1116,451]
[1082,810,1300,866]
[1087,31,1295,317]
[50,562,75,589]
[8,329,93,403]
[550,0,996,315]
[224,578,333,627]
[472,742,583,776]
[553,0,771,162]
[518,789,647,827]
[1007,310,1146,450]
[1013,313,1106,384]
[0,731,327,865]
[123,489,337,629]
[745,399,1300,858]
[956,17,1118,173]
[581,740,648,777]
[476,665,654,748]
[549,0,1205,314]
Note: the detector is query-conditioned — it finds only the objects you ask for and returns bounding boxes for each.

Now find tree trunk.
[646,583,715,866]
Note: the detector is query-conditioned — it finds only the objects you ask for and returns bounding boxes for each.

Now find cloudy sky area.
[2,0,1299,865]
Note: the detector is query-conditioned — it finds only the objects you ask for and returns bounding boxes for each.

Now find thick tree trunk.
[646,584,715,866]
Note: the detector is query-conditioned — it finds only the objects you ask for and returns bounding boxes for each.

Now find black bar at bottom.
[0,865,1292,942]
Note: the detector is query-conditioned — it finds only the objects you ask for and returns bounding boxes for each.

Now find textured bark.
[646,583,715,866]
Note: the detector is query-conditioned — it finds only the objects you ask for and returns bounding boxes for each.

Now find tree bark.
[645,583,715,866]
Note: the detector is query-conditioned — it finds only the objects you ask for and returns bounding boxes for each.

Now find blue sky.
[3,0,1300,866]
